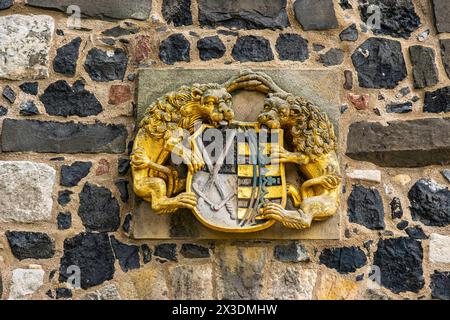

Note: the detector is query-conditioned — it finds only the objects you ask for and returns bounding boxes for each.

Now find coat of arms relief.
[131,70,342,233]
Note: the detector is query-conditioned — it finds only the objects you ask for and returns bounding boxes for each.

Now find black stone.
[19,82,38,96]
[180,244,210,259]
[101,38,116,46]
[0,106,7,116]
[431,271,450,300]
[275,33,309,62]
[61,161,92,187]
[294,0,338,31]
[59,232,115,290]
[57,212,72,230]
[339,0,352,10]
[53,37,82,76]
[55,288,72,299]
[390,197,403,219]
[198,0,289,30]
[154,243,177,261]
[217,29,238,36]
[352,37,407,89]
[373,237,424,293]
[408,179,450,227]
[409,45,439,89]
[348,185,385,230]
[162,0,192,26]
[441,40,450,80]
[405,226,427,240]
[19,101,39,116]
[197,36,226,61]
[424,86,450,113]
[84,48,128,82]
[313,43,325,52]
[50,157,65,161]
[386,102,412,114]
[58,190,73,206]
[115,179,129,202]
[0,0,13,10]
[443,169,450,183]
[122,213,132,233]
[56,29,64,36]
[2,85,16,104]
[141,244,152,264]
[110,236,140,272]
[6,231,55,260]
[45,289,53,299]
[118,158,130,175]
[40,80,102,117]
[232,36,274,62]
[340,24,358,42]
[358,0,420,39]
[0,119,128,154]
[159,34,190,65]
[102,26,139,37]
[319,246,367,274]
[396,220,408,230]
[431,0,450,33]
[274,242,309,262]
[319,48,344,66]
[78,182,120,232]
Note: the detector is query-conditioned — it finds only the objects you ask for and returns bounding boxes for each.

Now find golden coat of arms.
[131,70,341,233]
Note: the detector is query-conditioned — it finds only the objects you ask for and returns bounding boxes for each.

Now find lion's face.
[194,88,235,125]
[258,96,298,129]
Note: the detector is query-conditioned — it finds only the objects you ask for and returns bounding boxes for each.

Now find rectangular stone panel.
[432,0,450,33]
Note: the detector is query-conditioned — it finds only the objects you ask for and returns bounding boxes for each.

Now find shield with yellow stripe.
[186,122,287,233]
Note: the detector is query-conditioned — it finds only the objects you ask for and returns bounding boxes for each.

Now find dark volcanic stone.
[313,43,325,52]
[60,161,92,187]
[274,242,309,262]
[344,70,353,90]
[294,0,338,31]
[122,213,132,233]
[424,86,450,113]
[358,0,420,39]
[0,0,13,10]
[159,34,190,65]
[348,185,385,230]
[102,26,139,37]
[118,158,130,175]
[2,85,16,104]
[431,271,450,300]
[40,80,102,117]
[19,101,39,116]
[408,179,450,227]
[275,33,309,62]
[57,212,72,230]
[232,36,274,62]
[162,0,192,26]
[352,37,407,89]
[59,232,115,290]
[110,236,140,272]
[409,45,439,89]
[198,0,289,30]
[53,37,81,76]
[58,190,73,206]
[19,82,38,96]
[405,226,427,240]
[396,220,408,230]
[441,40,450,80]
[141,244,152,264]
[154,243,177,261]
[373,237,424,293]
[346,118,450,167]
[197,36,226,61]
[115,179,129,202]
[78,182,120,232]
[386,102,412,114]
[180,244,210,259]
[55,288,72,299]
[84,48,128,82]
[319,246,367,274]
[432,0,450,33]
[340,0,352,10]
[390,197,403,219]
[101,38,116,46]
[319,48,344,66]
[0,106,7,116]
[0,119,128,154]
[340,24,358,41]
[6,231,55,260]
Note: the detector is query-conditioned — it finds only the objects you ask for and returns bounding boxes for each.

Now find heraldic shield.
[186,122,287,233]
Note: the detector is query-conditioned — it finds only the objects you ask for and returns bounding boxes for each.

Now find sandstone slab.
[432,0,450,33]
[430,233,450,264]
[294,0,338,31]
[169,264,213,300]
[8,268,45,300]
[315,272,359,300]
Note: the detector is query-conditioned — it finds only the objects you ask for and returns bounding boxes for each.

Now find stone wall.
[0,0,449,300]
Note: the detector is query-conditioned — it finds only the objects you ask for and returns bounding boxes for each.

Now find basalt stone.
[0,106,7,116]
[405,226,427,240]
[409,45,439,89]
[40,80,102,117]
[102,26,139,37]
[396,220,408,230]
[232,36,274,62]
[319,48,344,66]
[346,118,450,167]
[340,24,358,42]
[61,161,92,187]
[2,85,16,103]
[373,237,424,293]
[197,36,226,61]
[115,179,129,202]
[58,190,72,206]
[386,102,412,114]
[180,244,210,259]
[110,236,140,272]
[348,185,385,230]
[141,244,152,264]
[358,0,420,39]
[424,86,450,113]
[27,0,152,21]
[294,0,338,31]
[431,271,450,300]
[101,38,116,46]
[57,212,72,230]
[0,0,13,9]
[19,101,39,116]
[6,231,54,261]
[319,246,367,274]
[122,213,132,233]
[443,169,450,183]
[1,119,128,153]
[118,158,130,175]
[19,82,38,96]
[55,288,72,299]
[432,0,450,33]
[198,0,289,30]
[154,243,177,261]
[53,37,81,76]
[162,0,192,27]
[408,179,450,227]
[159,34,190,65]
[275,34,309,62]
[344,70,353,90]
[340,0,352,10]
[59,232,115,290]
[352,38,407,89]
[78,182,120,232]
[441,40,450,80]
[390,197,403,219]
[84,48,128,82]
[274,242,309,263]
